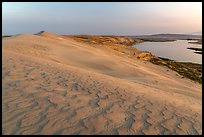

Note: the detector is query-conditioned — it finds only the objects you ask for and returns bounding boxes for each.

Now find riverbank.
[135,38,176,42]
[150,57,202,84]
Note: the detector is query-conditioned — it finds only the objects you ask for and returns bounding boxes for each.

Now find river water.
[133,40,202,64]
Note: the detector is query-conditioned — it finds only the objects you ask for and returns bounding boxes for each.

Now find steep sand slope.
[2,33,202,135]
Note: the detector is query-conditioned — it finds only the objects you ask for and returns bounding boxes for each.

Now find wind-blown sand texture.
[2,32,202,135]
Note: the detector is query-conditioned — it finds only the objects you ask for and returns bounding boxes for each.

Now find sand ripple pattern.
[2,53,202,135]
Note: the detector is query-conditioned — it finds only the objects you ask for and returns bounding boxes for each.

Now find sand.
[2,32,202,135]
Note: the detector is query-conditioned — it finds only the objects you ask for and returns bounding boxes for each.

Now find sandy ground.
[2,33,202,135]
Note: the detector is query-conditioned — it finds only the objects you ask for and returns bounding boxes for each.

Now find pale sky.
[2,2,202,35]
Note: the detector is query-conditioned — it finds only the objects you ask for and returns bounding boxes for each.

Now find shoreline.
[150,57,202,84]
[132,41,202,83]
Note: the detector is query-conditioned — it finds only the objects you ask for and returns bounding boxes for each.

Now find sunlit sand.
[2,32,202,135]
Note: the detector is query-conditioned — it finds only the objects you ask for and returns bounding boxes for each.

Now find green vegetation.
[150,57,202,84]
[35,31,46,35]
[2,35,12,38]
[2,103,8,112]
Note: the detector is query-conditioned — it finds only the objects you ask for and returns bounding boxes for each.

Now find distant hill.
[130,33,202,40]
[188,31,202,35]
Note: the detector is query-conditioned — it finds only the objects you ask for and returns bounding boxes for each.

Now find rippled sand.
[2,32,202,135]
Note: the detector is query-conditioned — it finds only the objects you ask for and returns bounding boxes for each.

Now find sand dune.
[2,32,202,135]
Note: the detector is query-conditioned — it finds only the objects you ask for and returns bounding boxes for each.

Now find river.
[133,40,202,64]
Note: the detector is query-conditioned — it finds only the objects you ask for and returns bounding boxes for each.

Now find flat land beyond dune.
[2,32,202,135]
